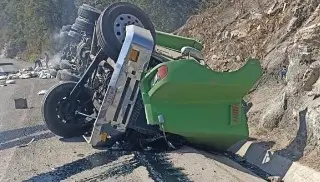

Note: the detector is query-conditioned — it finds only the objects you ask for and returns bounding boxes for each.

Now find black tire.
[49,69,57,77]
[60,69,80,82]
[72,17,95,36]
[96,2,156,61]
[78,4,101,23]
[60,60,73,70]
[41,82,94,137]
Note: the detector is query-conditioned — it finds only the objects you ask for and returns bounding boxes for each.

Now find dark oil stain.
[0,124,48,144]
[76,151,190,182]
[26,148,190,182]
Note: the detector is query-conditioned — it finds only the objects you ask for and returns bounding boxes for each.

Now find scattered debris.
[267,176,282,182]
[19,73,31,79]
[37,90,47,95]
[0,75,7,80]
[38,70,52,79]
[18,138,35,148]
[30,71,38,78]
[5,80,16,84]
[24,67,34,71]
[77,154,85,158]
[14,98,28,109]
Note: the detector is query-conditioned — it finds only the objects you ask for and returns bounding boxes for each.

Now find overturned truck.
[42,2,263,151]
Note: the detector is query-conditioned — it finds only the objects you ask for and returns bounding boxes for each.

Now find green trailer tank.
[140,57,262,150]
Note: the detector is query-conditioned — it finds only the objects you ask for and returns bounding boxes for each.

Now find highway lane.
[0,58,266,182]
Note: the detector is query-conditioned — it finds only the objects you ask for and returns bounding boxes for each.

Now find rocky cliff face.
[177,0,320,169]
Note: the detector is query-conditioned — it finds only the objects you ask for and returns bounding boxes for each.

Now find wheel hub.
[56,94,94,124]
[113,14,144,43]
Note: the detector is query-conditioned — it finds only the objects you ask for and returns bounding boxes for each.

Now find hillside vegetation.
[0,0,77,60]
[0,0,207,61]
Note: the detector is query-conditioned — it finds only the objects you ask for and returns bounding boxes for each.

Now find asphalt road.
[0,58,266,182]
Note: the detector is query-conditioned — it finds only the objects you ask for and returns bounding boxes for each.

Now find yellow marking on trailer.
[100,133,110,142]
[129,48,139,62]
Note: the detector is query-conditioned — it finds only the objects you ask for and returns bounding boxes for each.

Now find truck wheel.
[96,2,156,61]
[60,69,80,82]
[42,81,94,137]
[78,4,101,23]
[72,17,95,36]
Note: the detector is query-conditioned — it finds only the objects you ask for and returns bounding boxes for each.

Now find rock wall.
[177,0,320,169]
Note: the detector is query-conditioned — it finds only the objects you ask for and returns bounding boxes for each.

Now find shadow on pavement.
[0,132,55,151]
[0,124,48,144]
[79,152,190,182]
[26,150,190,182]
[26,151,126,182]
[59,137,86,143]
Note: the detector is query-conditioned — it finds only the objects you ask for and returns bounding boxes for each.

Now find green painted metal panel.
[141,58,263,150]
[155,31,204,52]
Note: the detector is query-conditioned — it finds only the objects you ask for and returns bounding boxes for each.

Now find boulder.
[259,93,287,130]
[302,68,320,91]
[306,105,320,145]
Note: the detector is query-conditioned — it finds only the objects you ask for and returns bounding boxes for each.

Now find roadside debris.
[14,98,28,109]
[0,75,7,80]
[1,66,57,82]
[37,90,47,95]
[19,73,31,79]
[38,70,52,79]
[268,176,282,182]
[18,138,35,148]
[5,80,16,84]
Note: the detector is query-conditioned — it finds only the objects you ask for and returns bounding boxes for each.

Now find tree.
[0,0,207,60]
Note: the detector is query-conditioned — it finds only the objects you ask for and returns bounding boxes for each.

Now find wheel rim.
[56,94,94,125]
[113,13,144,43]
